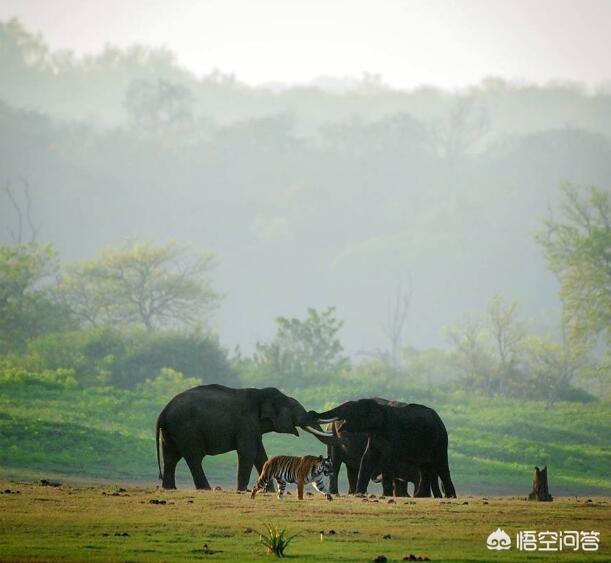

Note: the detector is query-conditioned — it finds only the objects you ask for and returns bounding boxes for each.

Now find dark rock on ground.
[40,479,62,487]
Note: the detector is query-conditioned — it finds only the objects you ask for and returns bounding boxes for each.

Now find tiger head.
[314,455,333,477]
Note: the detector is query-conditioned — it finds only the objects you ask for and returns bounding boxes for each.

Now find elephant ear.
[260,399,298,435]
[260,400,277,423]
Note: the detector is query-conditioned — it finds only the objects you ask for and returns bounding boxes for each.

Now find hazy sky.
[2,0,610,89]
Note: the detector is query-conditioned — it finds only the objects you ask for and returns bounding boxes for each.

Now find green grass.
[0,380,609,495]
[0,482,609,561]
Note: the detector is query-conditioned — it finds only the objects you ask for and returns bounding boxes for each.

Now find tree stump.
[528,465,553,501]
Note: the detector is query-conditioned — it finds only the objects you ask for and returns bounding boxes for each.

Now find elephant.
[326,398,421,497]
[156,384,336,491]
[326,421,421,496]
[306,399,456,498]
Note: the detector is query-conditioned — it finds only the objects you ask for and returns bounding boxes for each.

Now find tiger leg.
[297,478,304,500]
[250,476,268,499]
[275,478,287,500]
[312,478,333,501]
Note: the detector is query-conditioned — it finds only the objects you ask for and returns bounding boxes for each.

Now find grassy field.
[0,380,609,495]
[0,481,609,562]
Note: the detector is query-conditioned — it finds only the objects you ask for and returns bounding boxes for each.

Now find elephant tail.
[156,417,163,480]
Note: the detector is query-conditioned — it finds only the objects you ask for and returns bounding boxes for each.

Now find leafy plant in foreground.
[258,522,297,558]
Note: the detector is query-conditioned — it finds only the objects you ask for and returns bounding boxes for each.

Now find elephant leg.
[394,479,409,497]
[414,464,432,497]
[346,465,358,495]
[237,447,256,491]
[329,456,342,495]
[439,463,457,498]
[254,439,274,492]
[381,473,394,497]
[185,454,211,490]
[431,472,443,498]
[356,444,380,494]
[160,438,180,490]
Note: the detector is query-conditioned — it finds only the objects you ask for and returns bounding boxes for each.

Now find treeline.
[2,18,611,134]
[1,184,608,405]
[0,20,609,394]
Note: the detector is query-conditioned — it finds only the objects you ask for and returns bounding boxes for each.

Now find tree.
[521,335,586,407]
[536,185,610,346]
[447,295,525,396]
[536,185,610,393]
[446,315,496,395]
[251,307,348,387]
[403,346,454,388]
[0,243,71,352]
[124,79,194,139]
[360,276,412,375]
[56,241,219,330]
[487,295,526,395]
[428,97,489,161]
[3,178,41,244]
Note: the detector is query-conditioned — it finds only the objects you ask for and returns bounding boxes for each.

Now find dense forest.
[1,19,609,493]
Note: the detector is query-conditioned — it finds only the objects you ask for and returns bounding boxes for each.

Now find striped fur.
[251,455,333,500]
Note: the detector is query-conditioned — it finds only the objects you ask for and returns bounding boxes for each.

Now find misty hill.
[1,19,611,354]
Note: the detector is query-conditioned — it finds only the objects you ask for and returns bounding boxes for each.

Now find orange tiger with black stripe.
[251,455,333,501]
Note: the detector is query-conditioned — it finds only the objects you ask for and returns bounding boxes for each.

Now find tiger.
[250,455,333,501]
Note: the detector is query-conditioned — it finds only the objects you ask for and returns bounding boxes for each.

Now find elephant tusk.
[304,425,335,438]
[316,417,340,423]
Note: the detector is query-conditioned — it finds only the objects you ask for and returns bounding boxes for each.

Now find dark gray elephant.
[326,421,420,496]
[156,384,336,490]
[306,399,456,498]
[326,398,421,496]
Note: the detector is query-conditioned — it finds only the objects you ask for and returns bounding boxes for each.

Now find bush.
[139,368,202,400]
[111,330,237,389]
[21,327,237,389]
[0,366,77,389]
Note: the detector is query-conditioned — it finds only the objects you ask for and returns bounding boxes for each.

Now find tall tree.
[536,185,610,345]
[446,315,496,395]
[56,241,219,330]
[487,294,526,394]
[536,185,610,393]
[0,243,70,352]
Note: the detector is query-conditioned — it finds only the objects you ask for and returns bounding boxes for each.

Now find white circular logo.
[487,528,512,551]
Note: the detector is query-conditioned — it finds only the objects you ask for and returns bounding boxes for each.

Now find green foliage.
[20,327,236,389]
[403,346,454,385]
[0,243,73,353]
[536,185,611,393]
[0,365,76,389]
[138,368,202,399]
[107,329,236,389]
[445,315,496,395]
[537,186,610,342]
[444,294,599,402]
[247,307,348,387]
[55,240,219,331]
[258,523,296,558]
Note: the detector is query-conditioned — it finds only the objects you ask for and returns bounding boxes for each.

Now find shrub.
[0,366,77,389]
[21,327,237,389]
[139,368,202,400]
[111,330,237,389]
